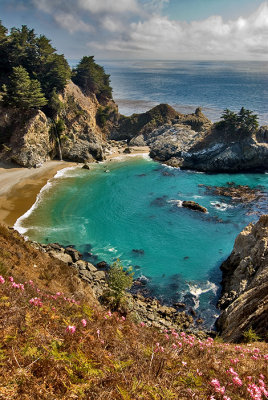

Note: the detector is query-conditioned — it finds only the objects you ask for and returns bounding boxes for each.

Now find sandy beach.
[0,147,150,228]
[0,160,75,226]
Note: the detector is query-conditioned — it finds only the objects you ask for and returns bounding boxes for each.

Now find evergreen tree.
[216,107,259,135]
[72,56,112,102]
[2,66,47,109]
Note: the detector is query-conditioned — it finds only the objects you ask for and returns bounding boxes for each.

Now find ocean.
[101,60,268,125]
[16,60,268,328]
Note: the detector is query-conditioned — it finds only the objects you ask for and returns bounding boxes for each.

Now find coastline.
[0,146,150,228]
[0,160,76,227]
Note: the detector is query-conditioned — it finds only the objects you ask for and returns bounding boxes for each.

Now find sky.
[1,0,268,61]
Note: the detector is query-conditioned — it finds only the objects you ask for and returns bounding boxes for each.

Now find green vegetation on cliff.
[72,56,112,104]
[215,107,259,136]
[0,23,71,111]
[0,22,112,115]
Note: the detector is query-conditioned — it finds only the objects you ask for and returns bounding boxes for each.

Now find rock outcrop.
[182,201,207,213]
[0,81,118,167]
[0,107,52,167]
[59,81,115,163]
[180,127,268,172]
[216,215,268,342]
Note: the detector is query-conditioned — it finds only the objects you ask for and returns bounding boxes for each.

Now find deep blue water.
[99,60,268,124]
[16,158,268,327]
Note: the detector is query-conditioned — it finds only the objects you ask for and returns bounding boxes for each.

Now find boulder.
[182,201,207,213]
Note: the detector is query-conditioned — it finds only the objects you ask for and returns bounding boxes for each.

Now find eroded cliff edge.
[216,215,268,342]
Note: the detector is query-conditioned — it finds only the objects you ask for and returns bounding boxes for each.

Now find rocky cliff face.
[180,127,268,172]
[0,81,118,167]
[217,215,268,342]
[0,107,52,167]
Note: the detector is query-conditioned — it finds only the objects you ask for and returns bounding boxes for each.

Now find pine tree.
[72,56,112,102]
[2,66,47,109]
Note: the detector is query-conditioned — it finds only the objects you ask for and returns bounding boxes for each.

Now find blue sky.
[1,0,268,60]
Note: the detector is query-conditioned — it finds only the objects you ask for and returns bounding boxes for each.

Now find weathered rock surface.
[0,108,52,167]
[180,126,268,172]
[182,201,207,213]
[59,81,108,163]
[0,81,118,167]
[217,215,268,342]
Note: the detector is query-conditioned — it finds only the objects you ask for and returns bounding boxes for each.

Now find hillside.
[0,225,267,400]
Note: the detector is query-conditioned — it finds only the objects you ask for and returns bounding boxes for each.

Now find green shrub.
[105,260,133,309]
[243,327,261,343]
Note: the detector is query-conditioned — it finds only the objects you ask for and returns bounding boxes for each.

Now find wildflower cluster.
[0,273,267,400]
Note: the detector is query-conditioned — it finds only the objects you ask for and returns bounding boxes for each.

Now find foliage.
[96,106,111,127]
[215,107,259,135]
[0,23,71,108]
[72,56,112,103]
[243,327,261,343]
[0,224,267,400]
[105,260,133,308]
[2,66,47,109]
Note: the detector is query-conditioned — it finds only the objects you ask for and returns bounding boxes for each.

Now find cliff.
[0,81,118,167]
[217,215,268,342]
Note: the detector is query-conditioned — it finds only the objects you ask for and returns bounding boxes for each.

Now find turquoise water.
[17,157,268,327]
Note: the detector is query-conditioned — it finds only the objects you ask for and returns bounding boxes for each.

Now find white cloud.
[31,0,268,59]
[54,13,93,33]
[92,1,268,59]
[77,0,140,14]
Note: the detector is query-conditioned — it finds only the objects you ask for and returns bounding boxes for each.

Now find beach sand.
[0,146,150,227]
[0,160,75,226]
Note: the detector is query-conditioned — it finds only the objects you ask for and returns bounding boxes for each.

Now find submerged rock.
[216,215,268,342]
[182,201,208,213]
[199,182,265,203]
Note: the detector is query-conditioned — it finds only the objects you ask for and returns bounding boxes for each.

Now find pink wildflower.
[0,276,5,284]
[232,376,243,386]
[140,322,145,327]
[9,276,14,282]
[66,325,76,334]
[81,319,87,327]
[121,316,126,321]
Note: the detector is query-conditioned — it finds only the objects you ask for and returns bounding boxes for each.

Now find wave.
[187,280,218,309]
[210,201,233,212]
[112,153,151,161]
[13,165,78,237]
[167,199,183,207]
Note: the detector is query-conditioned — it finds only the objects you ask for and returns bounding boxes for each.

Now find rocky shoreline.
[30,240,210,338]
[29,213,268,342]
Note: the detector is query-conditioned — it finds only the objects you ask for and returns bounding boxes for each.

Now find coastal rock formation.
[110,105,211,153]
[217,215,268,342]
[182,201,207,213]
[58,81,115,163]
[0,82,118,167]
[0,108,52,167]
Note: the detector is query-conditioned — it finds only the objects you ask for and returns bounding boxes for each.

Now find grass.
[0,225,267,399]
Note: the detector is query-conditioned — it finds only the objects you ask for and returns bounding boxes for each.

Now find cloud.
[77,0,140,14]
[91,1,268,59]
[54,13,93,33]
[30,0,268,59]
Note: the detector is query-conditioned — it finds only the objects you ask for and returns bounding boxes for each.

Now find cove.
[16,156,268,327]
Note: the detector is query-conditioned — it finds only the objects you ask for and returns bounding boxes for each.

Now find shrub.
[243,327,261,343]
[105,260,133,309]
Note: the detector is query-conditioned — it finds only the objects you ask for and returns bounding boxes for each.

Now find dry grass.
[0,225,267,400]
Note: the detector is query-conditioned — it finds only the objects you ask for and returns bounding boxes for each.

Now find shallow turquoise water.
[18,157,268,327]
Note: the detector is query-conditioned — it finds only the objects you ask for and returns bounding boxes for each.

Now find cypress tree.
[2,66,47,109]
